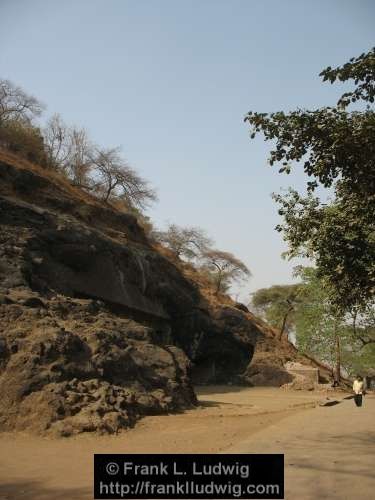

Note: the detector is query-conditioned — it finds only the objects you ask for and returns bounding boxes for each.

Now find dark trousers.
[354,394,363,407]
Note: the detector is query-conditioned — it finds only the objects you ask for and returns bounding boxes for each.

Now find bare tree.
[43,113,72,170]
[66,126,93,187]
[91,147,157,209]
[153,224,213,260]
[0,80,157,210]
[0,79,43,126]
[43,120,156,206]
[42,114,93,185]
[202,250,251,294]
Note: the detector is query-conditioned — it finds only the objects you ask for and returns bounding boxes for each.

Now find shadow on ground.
[0,480,91,500]
[198,399,254,408]
[195,385,252,395]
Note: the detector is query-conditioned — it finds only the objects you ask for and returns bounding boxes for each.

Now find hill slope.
[0,151,338,435]
[0,152,260,435]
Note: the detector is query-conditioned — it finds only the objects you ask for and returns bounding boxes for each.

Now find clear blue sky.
[1,0,374,301]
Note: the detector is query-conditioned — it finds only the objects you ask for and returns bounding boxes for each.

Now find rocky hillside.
[0,152,260,435]
[244,320,334,387]
[0,151,338,436]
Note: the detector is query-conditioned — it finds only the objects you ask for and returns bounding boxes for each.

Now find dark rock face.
[178,306,258,384]
[0,160,260,434]
[243,331,299,387]
[0,296,194,435]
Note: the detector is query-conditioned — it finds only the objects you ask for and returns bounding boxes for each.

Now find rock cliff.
[0,154,259,435]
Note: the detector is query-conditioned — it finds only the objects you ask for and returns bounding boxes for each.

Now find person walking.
[353,375,365,407]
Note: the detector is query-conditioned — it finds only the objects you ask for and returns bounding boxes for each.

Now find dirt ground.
[0,386,366,500]
[228,391,375,500]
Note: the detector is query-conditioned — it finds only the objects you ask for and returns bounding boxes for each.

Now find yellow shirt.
[353,379,365,394]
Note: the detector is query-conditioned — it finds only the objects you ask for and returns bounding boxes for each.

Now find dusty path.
[0,386,364,500]
[228,393,375,499]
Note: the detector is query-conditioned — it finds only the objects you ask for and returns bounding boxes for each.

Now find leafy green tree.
[343,304,375,376]
[252,267,375,381]
[294,267,375,381]
[251,284,303,340]
[245,48,375,313]
[342,344,375,378]
[293,267,346,382]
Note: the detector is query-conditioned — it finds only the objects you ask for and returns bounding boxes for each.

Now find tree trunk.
[279,312,289,340]
[278,302,293,341]
[334,327,341,385]
[215,272,222,295]
[104,184,113,202]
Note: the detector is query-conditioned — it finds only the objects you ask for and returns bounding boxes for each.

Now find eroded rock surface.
[0,293,194,435]
[0,159,259,434]
[244,327,334,387]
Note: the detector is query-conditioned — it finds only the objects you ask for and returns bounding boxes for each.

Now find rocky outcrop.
[243,323,334,387]
[183,305,258,384]
[0,157,260,434]
[0,291,194,435]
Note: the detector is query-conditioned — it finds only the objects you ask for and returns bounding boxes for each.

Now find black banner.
[94,454,284,499]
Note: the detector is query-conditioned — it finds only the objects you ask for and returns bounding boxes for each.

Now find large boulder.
[243,333,294,386]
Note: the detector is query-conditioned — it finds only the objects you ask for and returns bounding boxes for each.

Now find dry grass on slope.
[0,148,149,245]
[0,148,100,207]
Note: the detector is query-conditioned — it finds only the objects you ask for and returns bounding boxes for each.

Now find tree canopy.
[251,283,303,340]
[152,224,212,260]
[153,224,251,296]
[91,147,157,208]
[202,249,251,294]
[252,268,375,379]
[245,48,375,313]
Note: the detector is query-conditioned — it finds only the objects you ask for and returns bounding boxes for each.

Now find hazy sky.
[1,0,374,301]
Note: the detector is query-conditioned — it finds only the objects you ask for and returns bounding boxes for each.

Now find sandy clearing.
[0,386,341,500]
[228,392,375,500]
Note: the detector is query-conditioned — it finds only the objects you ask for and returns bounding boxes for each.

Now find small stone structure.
[365,369,375,390]
[284,361,319,384]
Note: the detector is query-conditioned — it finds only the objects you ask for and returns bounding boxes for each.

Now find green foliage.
[320,49,375,107]
[342,343,375,378]
[245,48,375,312]
[294,267,375,376]
[253,267,375,376]
[251,283,303,337]
[274,189,375,310]
[293,267,342,366]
